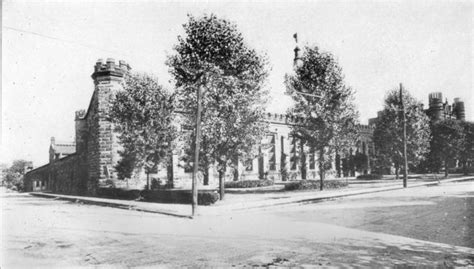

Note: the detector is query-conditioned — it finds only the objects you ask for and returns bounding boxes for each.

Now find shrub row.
[356,174,383,180]
[284,180,348,191]
[141,190,219,205]
[448,166,474,174]
[96,188,220,205]
[224,179,274,189]
[96,188,141,200]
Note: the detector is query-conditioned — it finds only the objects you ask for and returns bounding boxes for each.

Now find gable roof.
[51,142,76,155]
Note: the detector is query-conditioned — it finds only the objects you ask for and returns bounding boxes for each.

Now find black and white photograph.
[1,0,473,267]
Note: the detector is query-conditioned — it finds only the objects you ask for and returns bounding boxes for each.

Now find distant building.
[49,137,75,162]
[426,92,466,122]
[369,92,467,126]
[368,91,469,174]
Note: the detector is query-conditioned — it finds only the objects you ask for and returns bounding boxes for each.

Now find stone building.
[369,91,466,126]
[368,91,468,174]
[24,59,130,194]
[24,58,374,194]
[425,92,466,122]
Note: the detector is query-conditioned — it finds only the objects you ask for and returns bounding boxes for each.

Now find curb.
[202,176,474,214]
[29,192,192,219]
[29,176,473,218]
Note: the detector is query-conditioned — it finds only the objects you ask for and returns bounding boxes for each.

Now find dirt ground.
[274,181,474,248]
[1,182,474,268]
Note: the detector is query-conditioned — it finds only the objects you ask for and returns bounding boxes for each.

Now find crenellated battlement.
[91,58,131,80]
[75,109,86,120]
[357,124,374,133]
[428,92,443,103]
[427,92,465,121]
[263,112,305,124]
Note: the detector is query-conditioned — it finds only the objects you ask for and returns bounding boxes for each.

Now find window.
[245,159,253,171]
[181,124,193,131]
[309,147,315,170]
[290,136,297,170]
[268,134,276,171]
[184,162,193,173]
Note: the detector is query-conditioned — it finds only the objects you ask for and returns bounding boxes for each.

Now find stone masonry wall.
[49,154,88,195]
[86,90,101,194]
[23,164,50,192]
[24,154,88,195]
[88,58,128,191]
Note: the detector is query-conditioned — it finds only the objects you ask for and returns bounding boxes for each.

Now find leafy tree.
[286,46,359,190]
[431,119,465,177]
[460,121,474,175]
[3,159,31,191]
[373,89,431,178]
[111,73,176,190]
[167,14,269,199]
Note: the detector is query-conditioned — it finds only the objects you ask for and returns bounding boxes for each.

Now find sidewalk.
[29,176,474,218]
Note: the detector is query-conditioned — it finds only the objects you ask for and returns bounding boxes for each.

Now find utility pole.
[192,83,203,217]
[400,83,408,188]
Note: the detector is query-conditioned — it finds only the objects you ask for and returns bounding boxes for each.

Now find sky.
[2,0,473,167]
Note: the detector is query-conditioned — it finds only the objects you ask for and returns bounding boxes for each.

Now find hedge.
[225,179,274,189]
[97,188,219,205]
[356,174,383,180]
[141,189,220,205]
[96,188,141,200]
[284,180,348,191]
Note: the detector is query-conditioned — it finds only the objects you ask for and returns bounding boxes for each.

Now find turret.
[75,109,87,153]
[49,137,56,163]
[293,33,303,69]
[88,58,131,192]
[91,58,130,83]
[428,92,443,121]
[453,97,466,121]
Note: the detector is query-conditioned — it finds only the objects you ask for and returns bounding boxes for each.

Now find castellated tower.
[87,58,130,192]
[453,98,466,121]
[428,92,443,121]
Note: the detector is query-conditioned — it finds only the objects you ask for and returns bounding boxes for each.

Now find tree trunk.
[167,154,174,188]
[444,159,449,178]
[233,157,239,181]
[300,140,306,180]
[233,168,239,181]
[319,150,324,191]
[258,146,264,180]
[146,172,150,190]
[219,171,225,200]
[395,164,399,179]
[203,167,209,186]
[463,161,468,176]
[335,153,341,178]
[219,164,226,200]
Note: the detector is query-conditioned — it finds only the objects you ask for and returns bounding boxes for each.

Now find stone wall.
[89,58,128,190]
[85,89,101,193]
[23,164,50,192]
[49,154,88,195]
[24,153,88,195]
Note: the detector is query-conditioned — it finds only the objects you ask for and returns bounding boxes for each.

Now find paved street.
[1,181,474,268]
